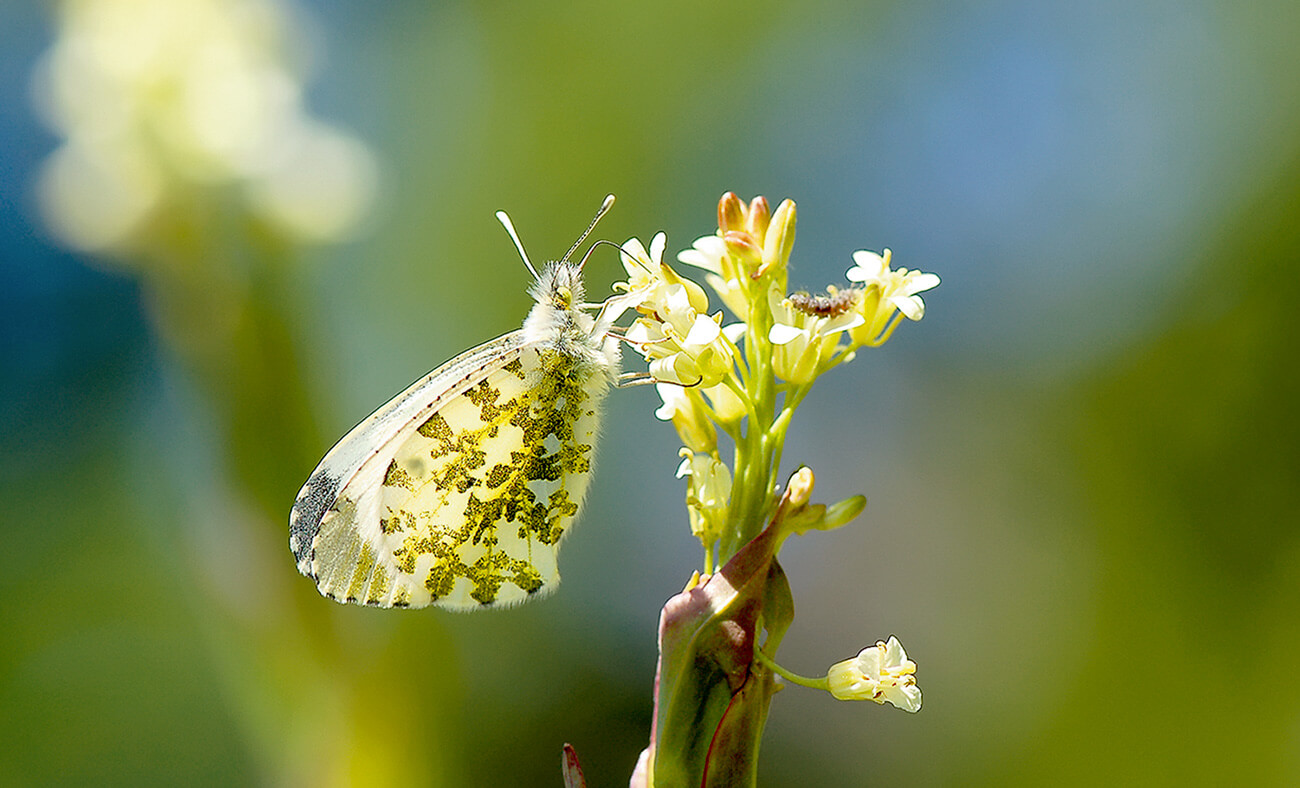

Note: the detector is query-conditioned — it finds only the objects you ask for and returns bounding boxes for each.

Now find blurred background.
[2,0,1298,785]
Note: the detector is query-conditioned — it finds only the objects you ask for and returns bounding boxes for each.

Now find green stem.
[753,646,829,692]
[725,279,778,556]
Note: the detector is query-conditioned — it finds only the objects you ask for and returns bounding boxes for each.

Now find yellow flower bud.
[761,199,797,278]
[703,382,746,425]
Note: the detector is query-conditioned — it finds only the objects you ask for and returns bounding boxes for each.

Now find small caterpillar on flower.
[786,286,860,318]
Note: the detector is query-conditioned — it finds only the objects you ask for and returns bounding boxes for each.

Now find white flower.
[845,249,940,346]
[627,284,732,387]
[34,0,376,251]
[619,232,668,291]
[620,233,710,318]
[826,636,922,712]
[654,384,716,453]
[766,285,863,384]
[676,234,727,275]
[679,234,748,318]
[676,450,732,543]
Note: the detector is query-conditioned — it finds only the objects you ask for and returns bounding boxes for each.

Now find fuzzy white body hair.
[523,261,621,382]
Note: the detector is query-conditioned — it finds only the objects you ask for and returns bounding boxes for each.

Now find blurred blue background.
[3,0,1298,785]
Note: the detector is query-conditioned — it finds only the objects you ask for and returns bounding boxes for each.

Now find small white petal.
[847,250,887,281]
[664,284,694,315]
[824,310,865,334]
[654,383,687,420]
[684,314,721,346]
[851,249,885,267]
[596,290,647,329]
[769,323,806,345]
[890,294,925,321]
[857,645,884,675]
[625,321,662,344]
[649,231,666,264]
[620,237,649,266]
[678,235,726,273]
[888,682,922,713]
[677,250,712,271]
[906,272,941,293]
[883,636,907,664]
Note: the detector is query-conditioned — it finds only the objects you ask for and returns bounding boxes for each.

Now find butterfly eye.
[557,285,572,305]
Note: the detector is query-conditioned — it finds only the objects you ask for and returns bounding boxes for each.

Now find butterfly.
[290,195,638,609]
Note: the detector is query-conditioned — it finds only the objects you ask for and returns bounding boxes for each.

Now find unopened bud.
[745,196,771,240]
[822,495,867,530]
[786,466,815,508]
[723,230,763,266]
[762,199,797,273]
[718,192,746,233]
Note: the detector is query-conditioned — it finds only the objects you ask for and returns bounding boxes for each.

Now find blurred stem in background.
[33,0,458,784]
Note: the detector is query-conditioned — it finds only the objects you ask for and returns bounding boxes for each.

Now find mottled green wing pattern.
[308,345,607,609]
[290,333,524,582]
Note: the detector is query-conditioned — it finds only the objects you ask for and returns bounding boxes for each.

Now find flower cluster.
[610,193,935,724]
[613,193,939,563]
[619,234,738,389]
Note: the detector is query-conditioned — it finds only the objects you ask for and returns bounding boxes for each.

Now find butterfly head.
[498,195,618,349]
[533,261,585,313]
[522,260,600,348]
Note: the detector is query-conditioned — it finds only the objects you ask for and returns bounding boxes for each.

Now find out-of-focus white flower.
[34,0,377,253]
[676,234,727,275]
[679,234,749,320]
[826,636,922,712]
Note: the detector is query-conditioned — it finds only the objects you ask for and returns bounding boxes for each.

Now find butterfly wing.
[291,333,608,609]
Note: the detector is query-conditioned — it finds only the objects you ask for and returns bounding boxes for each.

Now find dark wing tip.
[289,471,341,571]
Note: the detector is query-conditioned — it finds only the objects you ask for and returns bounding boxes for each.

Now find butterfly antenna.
[563,194,616,266]
[496,210,540,280]
[577,238,625,271]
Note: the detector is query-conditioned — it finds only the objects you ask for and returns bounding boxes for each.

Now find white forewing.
[289,332,525,573]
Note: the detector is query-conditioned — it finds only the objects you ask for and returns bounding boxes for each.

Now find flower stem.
[753,646,829,692]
